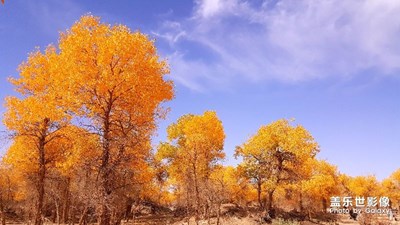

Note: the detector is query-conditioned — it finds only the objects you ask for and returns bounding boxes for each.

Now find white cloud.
[155,0,400,90]
[26,0,83,36]
[196,0,223,18]
[167,51,232,92]
[194,0,245,19]
[152,21,187,46]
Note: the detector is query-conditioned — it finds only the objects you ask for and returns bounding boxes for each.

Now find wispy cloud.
[26,0,84,37]
[152,21,187,47]
[154,0,400,90]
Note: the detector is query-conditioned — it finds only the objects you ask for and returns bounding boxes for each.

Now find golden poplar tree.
[157,111,225,219]
[56,15,174,225]
[301,160,341,211]
[3,14,174,225]
[3,46,71,225]
[346,175,381,197]
[0,163,15,225]
[382,169,400,209]
[235,119,319,210]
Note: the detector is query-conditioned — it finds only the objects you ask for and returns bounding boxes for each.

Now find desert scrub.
[272,218,301,225]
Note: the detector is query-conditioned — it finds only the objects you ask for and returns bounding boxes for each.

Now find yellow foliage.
[301,160,340,210]
[210,166,256,204]
[235,119,319,208]
[58,14,174,124]
[382,169,400,208]
[157,111,225,209]
[157,111,225,184]
[346,175,381,197]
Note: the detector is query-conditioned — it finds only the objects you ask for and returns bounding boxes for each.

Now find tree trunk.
[99,182,111,225]
[299,192,303,212]
[27,210,32,225]
[34,157,45,225]
[186,187,191,217]
[78,207,88,225]
[0,200,6,225]
[111,210,123,225]
[257,180,262,209]
[35,119,48,225]
[99,104,112,225]
[124,204,132,222]
[69,207,75,225]
[55,199,60,225]
[267,190,275,211]
[322,198,327,212]
[216,202,221,225]
[62,178,71,224]
[1,212,5,225]
[192,161,200,219]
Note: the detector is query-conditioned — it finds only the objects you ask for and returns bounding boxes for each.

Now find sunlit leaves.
[235,119,319,208]
[382,169,400,208]
[158,111,225,183]
[58,15,173,125]
[300,160,340,210]
[157,111,225,210]
[346,175,381,197]
[2,14,175,225]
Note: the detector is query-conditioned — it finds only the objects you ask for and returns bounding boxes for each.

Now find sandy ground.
[5,214,400,225]
[169,214,400,225]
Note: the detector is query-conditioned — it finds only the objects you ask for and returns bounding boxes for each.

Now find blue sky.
[0,0,399,180]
